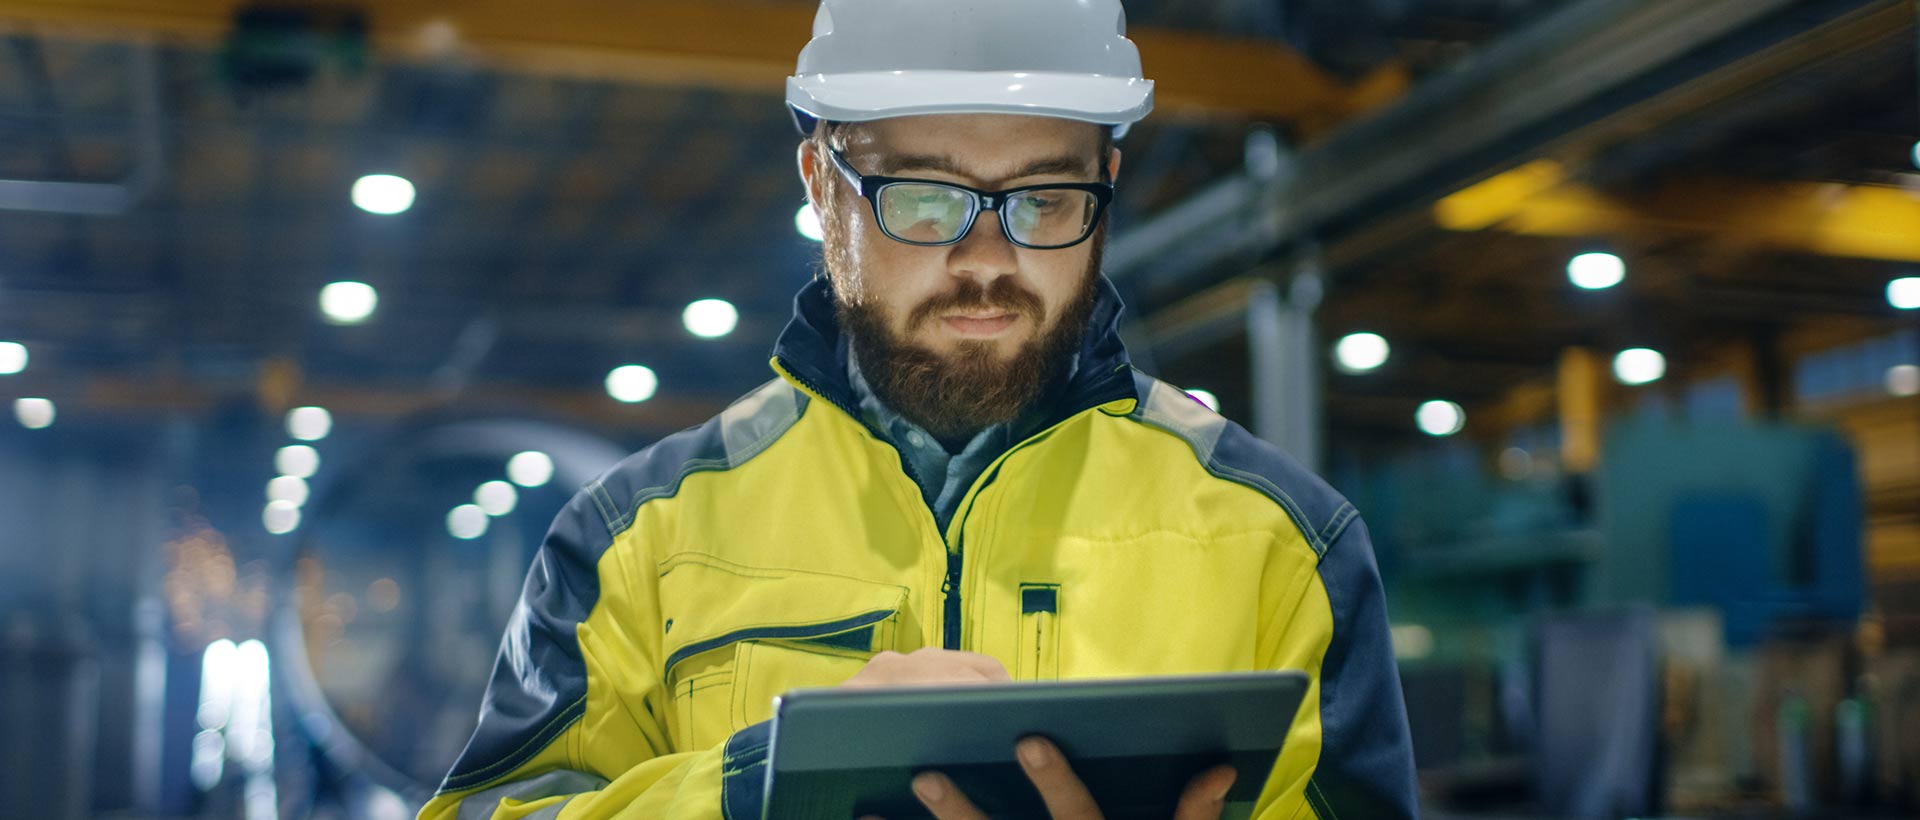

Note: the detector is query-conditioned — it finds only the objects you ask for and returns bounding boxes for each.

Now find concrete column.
[1249,259,1324,473]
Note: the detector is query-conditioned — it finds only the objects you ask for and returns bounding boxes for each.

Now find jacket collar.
[770,274,1138,431]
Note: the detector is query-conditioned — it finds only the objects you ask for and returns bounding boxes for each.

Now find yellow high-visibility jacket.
[421,277,1415,819]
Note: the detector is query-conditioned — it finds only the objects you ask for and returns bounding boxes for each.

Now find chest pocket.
[1041,530,1269,679]
[657,553,907,752]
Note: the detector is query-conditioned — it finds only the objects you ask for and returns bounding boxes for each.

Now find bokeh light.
[1889,277,1920,310]
[446,504,489,540]
[507,451,555,488]
[1888,364,1920,397]
[1416,400,1465,437]
[1568,252,1625,290]
[14,398,54,429]
[683,299,739,339]
[605,365,658,403]
[266,475,310,507]
[474,480,518,517]
[0,341,26,375]
[351,174,415,215]
[263,500,301,535]
[286,406,332,441]
[1613,348,1668,385]
[275,445,320,479]
[1334,332,1391,374]
[795,203,824,242]
[319,281,379,324]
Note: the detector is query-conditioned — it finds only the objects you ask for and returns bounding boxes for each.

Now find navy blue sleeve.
[1308,515,1418,819]
[721,720,773,820]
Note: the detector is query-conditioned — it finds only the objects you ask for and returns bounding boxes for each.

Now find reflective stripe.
[454,769,604,820]
[1132,375,1229,465]
[720,379,806,469]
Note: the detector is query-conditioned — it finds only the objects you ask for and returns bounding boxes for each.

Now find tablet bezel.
[763,671,1308,818]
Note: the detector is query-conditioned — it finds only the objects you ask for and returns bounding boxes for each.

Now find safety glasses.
[827,148,1113,250]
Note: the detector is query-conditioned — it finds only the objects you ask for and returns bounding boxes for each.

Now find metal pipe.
[1110,0,1881,300]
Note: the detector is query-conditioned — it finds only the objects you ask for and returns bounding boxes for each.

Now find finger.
[912,771,989,820]
[1016,737,1103,820]
[1172,765,1238,820]
[961,652,1012,682]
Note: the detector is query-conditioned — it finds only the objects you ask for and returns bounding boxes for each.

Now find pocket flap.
[657,552,906,678]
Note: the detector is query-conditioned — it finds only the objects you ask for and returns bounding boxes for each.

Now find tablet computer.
[762,671,1308,820]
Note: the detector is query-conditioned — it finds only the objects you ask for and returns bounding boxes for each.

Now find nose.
[947,209,1018,286]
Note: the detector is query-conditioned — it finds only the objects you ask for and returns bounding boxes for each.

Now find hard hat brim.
[787,71,1152,136]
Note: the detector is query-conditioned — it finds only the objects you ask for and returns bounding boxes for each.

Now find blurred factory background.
[0,0,1916,817]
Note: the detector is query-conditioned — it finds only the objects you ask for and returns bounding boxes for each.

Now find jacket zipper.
[932,411,1098,651]
[941,551,964,649]
[774,357,1134,655]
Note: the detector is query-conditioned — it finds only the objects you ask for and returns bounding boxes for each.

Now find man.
[421,0,1416,817]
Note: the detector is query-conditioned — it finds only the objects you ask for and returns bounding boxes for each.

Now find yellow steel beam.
[0,0,1401,125]
[1435,166,1920,263]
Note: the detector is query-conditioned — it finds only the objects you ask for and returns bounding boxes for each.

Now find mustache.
[905,278,1045,331]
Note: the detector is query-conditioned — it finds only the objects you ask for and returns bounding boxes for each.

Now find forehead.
[838,114,1105,180]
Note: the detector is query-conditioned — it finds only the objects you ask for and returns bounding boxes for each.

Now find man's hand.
[859,736,1238,820]
[840,647,1012,688]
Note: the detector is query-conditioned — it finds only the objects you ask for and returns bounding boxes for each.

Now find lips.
[942,313,1019,336]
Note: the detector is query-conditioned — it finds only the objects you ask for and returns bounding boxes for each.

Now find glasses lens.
[1005,189,1100,248]
[878,183,974,244]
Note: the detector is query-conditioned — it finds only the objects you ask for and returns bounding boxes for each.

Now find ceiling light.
[1567,252,1625,290]
[351,174,415,215]
[1416,400,1465,437]
[1334,332,1390,374]
[474,480,518,516]
[0,341,26,375]
[1889,364,1920,397]
[1498,447,1533,481]
[507,451,554,488]
[795,203,824,242]
[14,398,54,429]
[319,281,378,325]
[1184,389,1220,412]
[683,299,739,339]
[1889,277,1920,310]
[263,500,300,535]
[605,365,658,404]
[275,445,320,479]
[266,475,310,507]
[447,504,488,540]
[1612,348,1667,385]
[286,406,332,441]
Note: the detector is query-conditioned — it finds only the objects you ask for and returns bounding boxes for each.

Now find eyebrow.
[876,153,1096,185]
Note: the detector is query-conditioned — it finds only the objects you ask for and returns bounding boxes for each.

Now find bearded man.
[423,1,1415,818]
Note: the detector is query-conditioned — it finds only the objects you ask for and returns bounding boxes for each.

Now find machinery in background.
[1358,418,1904,814]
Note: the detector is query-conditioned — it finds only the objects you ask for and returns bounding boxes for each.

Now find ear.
[797,139,827,211]
[1107,145,1123,183]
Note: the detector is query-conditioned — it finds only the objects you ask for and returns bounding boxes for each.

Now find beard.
[826,222,1104,444]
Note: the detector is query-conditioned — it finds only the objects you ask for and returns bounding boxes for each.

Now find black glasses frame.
[826,148,1114,250]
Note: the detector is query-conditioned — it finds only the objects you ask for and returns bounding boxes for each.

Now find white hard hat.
[786,0,1154,138]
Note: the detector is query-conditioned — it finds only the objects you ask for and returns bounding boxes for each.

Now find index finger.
[959,651,1011,682]
[1016,736,1103,820]
[1172,764,1237,820]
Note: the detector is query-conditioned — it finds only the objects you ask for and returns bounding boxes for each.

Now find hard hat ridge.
[786,0,1154,138]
